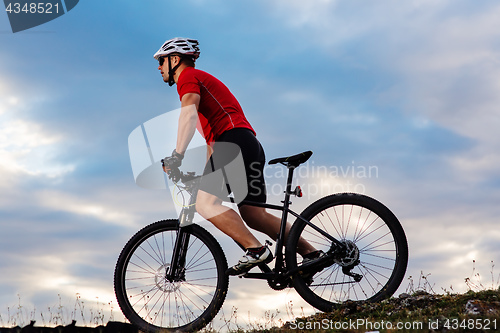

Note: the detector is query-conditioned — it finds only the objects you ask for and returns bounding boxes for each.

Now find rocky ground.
[282,289,500,332]
[0,321,137,333]
[2,290,500,332]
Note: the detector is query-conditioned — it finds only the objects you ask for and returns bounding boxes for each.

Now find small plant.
[1,294,35,327]
[465,260,500,292]
[213,305,240,332]
[405,271,436,295]
[0,293,116,328]
[2,261,500,332]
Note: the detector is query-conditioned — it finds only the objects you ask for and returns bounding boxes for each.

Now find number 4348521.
[5,2,60,14]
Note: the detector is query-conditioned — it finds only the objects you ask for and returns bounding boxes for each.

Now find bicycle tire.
[114,220,229,332]
[285,193,408,312]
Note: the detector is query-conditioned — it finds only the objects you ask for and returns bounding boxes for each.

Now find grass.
[2,261,500,332]
[0,294,115,329]
[280,289,500,333]
[205,261,500,332]
[276,262,500,333]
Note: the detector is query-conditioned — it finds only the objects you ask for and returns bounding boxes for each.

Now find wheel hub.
[155,264,180,293]
[334,240,360,267]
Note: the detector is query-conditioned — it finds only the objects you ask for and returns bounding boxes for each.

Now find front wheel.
[286,193,408,312]
[114,220,229,332]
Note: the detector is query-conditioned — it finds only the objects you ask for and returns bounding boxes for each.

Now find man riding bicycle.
[155,37,321,275]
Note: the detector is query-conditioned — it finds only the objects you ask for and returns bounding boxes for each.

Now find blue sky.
[1,0,500,328]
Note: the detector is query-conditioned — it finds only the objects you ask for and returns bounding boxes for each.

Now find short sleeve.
[177,69,201,100]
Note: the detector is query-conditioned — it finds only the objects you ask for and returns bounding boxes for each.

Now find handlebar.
[165,166,198,184]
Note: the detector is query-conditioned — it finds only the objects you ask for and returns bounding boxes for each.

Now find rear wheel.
[286,193,408,312]
[114,220,229,332]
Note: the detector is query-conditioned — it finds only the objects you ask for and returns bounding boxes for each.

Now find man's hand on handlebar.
[162,149,184,182]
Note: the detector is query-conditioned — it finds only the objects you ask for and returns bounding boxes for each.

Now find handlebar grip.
[164,165,198,184]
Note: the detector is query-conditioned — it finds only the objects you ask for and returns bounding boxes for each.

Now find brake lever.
[167,168,181,183]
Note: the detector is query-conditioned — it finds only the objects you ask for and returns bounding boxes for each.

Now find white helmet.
[154,37,200,60]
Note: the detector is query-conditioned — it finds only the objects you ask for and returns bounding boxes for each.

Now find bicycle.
[114,150,408,332]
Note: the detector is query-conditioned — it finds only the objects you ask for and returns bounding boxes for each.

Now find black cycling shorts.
[200,128,267,205]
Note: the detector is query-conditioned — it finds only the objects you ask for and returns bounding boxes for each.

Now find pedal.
[237,271,249,278]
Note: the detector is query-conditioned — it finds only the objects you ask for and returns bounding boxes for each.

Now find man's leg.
[196,190,274,275]
[195,189,262,249]
[239,205,317,256]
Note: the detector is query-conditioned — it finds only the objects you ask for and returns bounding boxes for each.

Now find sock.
[247,246,265,255]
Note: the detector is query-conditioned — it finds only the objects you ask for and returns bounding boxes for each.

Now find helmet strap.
[167,55,182,86]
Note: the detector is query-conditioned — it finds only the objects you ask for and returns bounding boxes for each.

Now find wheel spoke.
[287,194,408,311]
[115,221,228,332]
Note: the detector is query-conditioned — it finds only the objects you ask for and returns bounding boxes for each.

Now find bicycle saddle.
[268,151,313,167]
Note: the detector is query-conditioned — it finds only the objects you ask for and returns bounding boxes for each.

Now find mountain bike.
[114,151,408,332]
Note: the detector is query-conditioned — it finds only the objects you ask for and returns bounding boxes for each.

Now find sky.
[1,0,500,329]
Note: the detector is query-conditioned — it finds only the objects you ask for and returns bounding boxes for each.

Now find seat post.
[274,165,296,272]
[284,165,296,199]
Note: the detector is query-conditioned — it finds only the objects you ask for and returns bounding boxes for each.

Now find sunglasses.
[158,56,167,66]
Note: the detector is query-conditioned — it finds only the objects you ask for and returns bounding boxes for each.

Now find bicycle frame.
[117,149,407,332]
[165,163,346,283]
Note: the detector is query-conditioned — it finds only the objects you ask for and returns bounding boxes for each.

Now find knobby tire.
[286,193,408,312]
[114,220,229,332]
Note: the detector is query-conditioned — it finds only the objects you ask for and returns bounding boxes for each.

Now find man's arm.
[176,93,201,155]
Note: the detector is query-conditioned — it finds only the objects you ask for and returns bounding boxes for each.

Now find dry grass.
[1,261,500,332]
[0,294,115,329]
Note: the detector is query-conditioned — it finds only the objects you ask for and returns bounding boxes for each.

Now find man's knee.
[195,200,207,218]
[196,191,214,218]
[196,190,228,220]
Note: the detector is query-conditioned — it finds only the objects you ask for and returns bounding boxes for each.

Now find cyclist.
[155,37,321,275]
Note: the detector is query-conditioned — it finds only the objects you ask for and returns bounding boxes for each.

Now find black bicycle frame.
[166,163,345,281]
[241,165,343,278]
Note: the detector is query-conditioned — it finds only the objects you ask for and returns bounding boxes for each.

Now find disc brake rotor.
[334,240,360,267]
[155,264,181,293]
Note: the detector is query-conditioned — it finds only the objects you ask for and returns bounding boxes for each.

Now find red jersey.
[176,67,255,143]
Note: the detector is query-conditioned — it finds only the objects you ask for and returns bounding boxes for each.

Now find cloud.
[0,79,175,322]
[35,190,136,227]
[0,76,76,185]
[259,1,500,186]
[1,1,500,329]
[0,118,74,178]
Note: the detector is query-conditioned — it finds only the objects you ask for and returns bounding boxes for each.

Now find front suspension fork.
[166,226,190,282]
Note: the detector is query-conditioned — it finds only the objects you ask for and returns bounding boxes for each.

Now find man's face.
[158,55,180,83]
